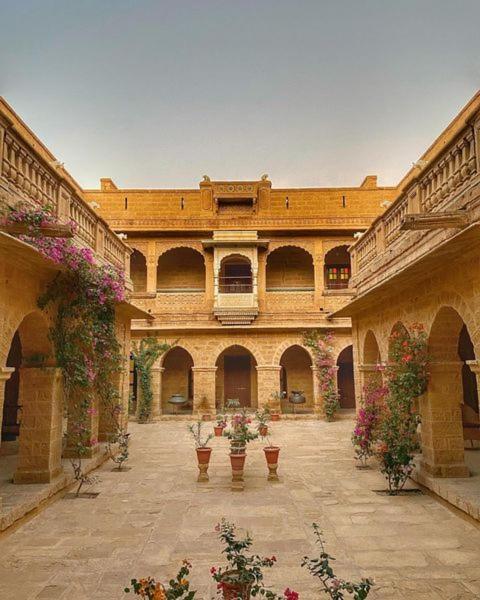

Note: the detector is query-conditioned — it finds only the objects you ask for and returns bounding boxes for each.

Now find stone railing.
[0,118,130,274]
[350,116,480,290]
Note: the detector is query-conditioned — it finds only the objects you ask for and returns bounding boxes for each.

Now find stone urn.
[195,447,212,482]
[168,393,187,414]
[263,446,280,481]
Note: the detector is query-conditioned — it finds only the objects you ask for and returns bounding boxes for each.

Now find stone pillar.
[150,365,164,418]
[0,114,12,177]
[0,367,14,453]
[358,364,383,394]
[313,254,325,310]
[204,252,214,310]
[466,360,480,412]
[256,365,281,410]
[192,366,217,415]
[64,388,100,459]
[419,362,469,478]
[146,241,157,294]
[257,252,267,312]
[14,367,64,484]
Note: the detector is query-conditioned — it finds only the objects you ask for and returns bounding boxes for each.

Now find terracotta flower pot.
[263,446,280,481]
[264,446,280,463]
[229,453,246,471]
[196,447,212,464]
[196,447,212,482]
[258,425,268,437]
[219,571,253,600]
[270,413,280,422]
[202,414,212,421]
[214,425,224,437]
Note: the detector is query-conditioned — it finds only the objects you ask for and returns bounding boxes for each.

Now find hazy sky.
[1,0,479,189]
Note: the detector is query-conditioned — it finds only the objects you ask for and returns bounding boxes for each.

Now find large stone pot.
[195,447,212,482]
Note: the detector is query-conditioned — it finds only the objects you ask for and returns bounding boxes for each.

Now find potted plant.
[211,519,287,600]
[268,392,285,421]
[188,421,213,482]
[263,437,281,482]
[255,408,270,437]
[214,414,227,437]
[125,560,196,598]
[223,412,258,485]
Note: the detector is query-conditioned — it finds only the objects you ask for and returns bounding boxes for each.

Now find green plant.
[211,519,296,599]
[223,411,258,445]
[188,421,213,448]
[351,381,387,467]
[131,338,171,422]
[255,407,270,429]
[215,414,227,427]
[108,428,130,470]
[302,524,373,598]
[376,323,427,494]
[125,560,196,599]
[303,330,339,421]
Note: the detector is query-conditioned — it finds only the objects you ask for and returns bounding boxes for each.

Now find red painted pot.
[270,413,280,422]
[229,453,246,471]
[196,447,212,464]
[263,446,280,465]
[214,426,224,437]
[219,571,253,600]
[258,425,268,437]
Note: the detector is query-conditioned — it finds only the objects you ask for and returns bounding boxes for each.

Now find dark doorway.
[459,324,478,413]
[337,345,355,408]
[224,355,251,407]
[2,331,22,441]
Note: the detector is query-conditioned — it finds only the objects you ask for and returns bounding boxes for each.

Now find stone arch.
[212,339,264,366]
[2,310,62,484]
[279,344,313,413]
[215,344,258,410]
[363,330,382,364]
[266,246,314,290]
[161,346,194,415]
[324,245,351,290]
[427,291,478,348]
[267,242,314,258]
[156,247,205,291]
[388,321,410,361]
[219,254,253,293]
[130,249,147,292]
[337,345,355,408]
[272,339,313,366]
[422,305,472,478]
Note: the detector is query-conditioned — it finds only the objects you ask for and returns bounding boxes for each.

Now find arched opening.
[389,321,410,361]
[130,249,147,292]
[425,307,472,477]
[266,246,314,291]
[1,311,62,483]
[215,345,258,409]
[279,345,313,413]
[157,248,205,292]
[219,255,252,293]
[459,325,478,416]
[337,345,355,408]
[363,330,381,365]
[161,347,194,415]
[324,245,351,290]
[362,330,383,389]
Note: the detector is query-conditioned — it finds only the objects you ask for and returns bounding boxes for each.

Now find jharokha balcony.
[346,96,480,304]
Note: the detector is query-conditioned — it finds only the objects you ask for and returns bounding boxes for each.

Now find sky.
[1,0,479,190]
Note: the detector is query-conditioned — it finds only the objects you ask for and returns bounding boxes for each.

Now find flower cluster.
[223,410,258,445]
[125,561,195,599]
[211,519,297,599]
[376,323,428,494]
[303,330,339,421]
[351,380,388,467]
[2,202,57,229]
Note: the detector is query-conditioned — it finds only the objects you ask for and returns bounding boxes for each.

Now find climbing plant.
[13,204,127,487]
[303,330,340,421]
[131,338,172,422]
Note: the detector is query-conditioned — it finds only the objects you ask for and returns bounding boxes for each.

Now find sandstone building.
[334,91,480,509]
[0,98,144,522]
[85,176,397,416]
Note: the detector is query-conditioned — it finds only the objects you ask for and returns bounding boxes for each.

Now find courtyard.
[1,419,480,599]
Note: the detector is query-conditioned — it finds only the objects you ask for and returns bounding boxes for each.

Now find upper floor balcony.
[347,101,480,300]
[127,233,356,327]
[0,98,131,279]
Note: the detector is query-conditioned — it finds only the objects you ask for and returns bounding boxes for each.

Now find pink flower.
[284,588,299,600]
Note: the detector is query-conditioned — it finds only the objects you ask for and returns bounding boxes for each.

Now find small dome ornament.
[260,173,269,181]
[202,174,211,182]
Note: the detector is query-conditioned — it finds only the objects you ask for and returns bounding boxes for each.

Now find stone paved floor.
[1,419,480,599]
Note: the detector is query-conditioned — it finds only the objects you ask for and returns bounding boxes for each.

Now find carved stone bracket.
[400,211,469,231]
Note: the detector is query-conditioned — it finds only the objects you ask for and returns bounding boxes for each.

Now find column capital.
[191,366,217,373]
[0,366,14,381]
[466,360,480,374]
[151,366,165,373]
[358,363,382,373]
